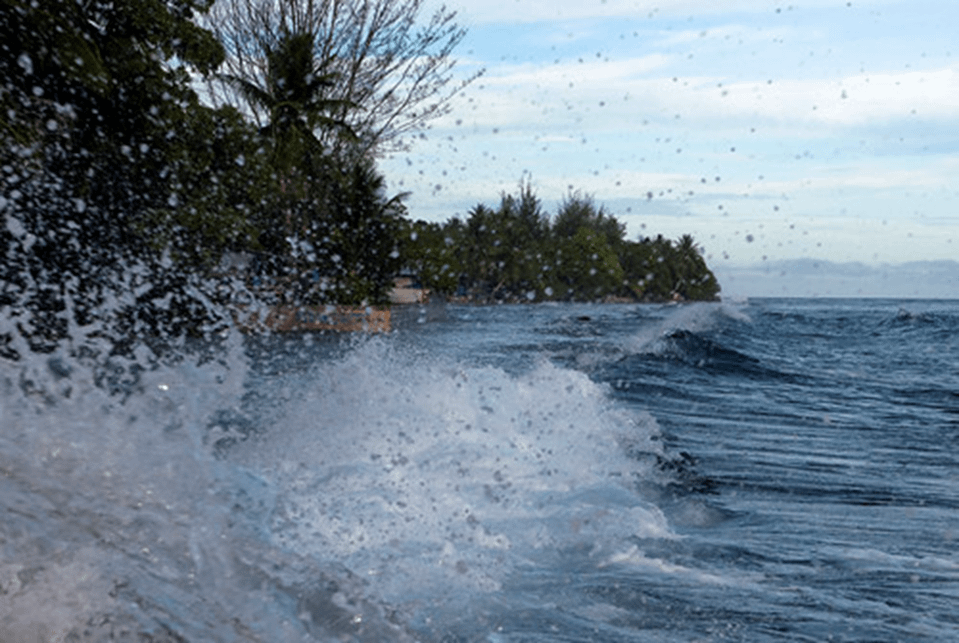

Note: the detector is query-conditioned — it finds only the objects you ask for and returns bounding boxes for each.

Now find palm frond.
[217,72,276,112]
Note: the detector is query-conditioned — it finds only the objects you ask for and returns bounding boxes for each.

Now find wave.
[233,340,670,604]
[878,306,959,340]
[652,329,762,373]
[623,302,750,352]
[609,302,790,381]
[0,333,669,642]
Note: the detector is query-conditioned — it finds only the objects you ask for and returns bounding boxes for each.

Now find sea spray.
[1,326,671,641]
[0,336,416,642]
[6,299,956,641]
[231,337,669,615]
[623,301,751,356]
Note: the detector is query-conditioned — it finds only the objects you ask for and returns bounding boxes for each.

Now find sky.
[378,0,959,298]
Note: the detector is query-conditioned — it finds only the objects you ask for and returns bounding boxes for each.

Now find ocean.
[2,298,957,642]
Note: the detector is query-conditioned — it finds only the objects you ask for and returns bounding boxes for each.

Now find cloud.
[388,0,959,271]
[652,23,799,48]
[481,55,673,88]
[534,135,579,143]
[707,67,959,126]
[702,160,959,197]
[443,53,959,137]
[449,0,875,25]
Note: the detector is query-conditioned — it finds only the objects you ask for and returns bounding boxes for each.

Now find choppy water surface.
[2,299,958,641]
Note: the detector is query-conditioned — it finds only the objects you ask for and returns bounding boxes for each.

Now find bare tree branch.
[204,0,481,158]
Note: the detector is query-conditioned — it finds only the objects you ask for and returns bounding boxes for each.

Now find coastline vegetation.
[1,0,718,359]
[401,182,720,304]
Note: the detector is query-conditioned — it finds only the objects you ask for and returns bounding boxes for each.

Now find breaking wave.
[1,329,667,642]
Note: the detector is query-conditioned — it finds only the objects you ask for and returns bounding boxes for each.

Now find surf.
[0,322,672,641]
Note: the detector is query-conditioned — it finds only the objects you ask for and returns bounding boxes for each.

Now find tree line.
[0,0,470,356]
[1,0,718,359]
[400,183,720,303]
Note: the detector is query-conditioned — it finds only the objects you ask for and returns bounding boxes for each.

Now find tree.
[399,219,461,295]
[214,29,408,306]
[321,158,406,304]
[205,0,481,159]
[618,238,659,300]
[549,228,624,301]
[238,154,407,307]
[504,178,551,246]
[0,0,261,355]
[416,184,720,304]
[137,105,275,268]
[459,203,502,299]
[219,30,357,177]
[672,234,721,300]
[1,0,226,224]
[553,191,626,250]
[484,182,550,299]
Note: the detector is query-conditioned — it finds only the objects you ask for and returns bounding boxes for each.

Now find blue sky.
[378,0,959,297]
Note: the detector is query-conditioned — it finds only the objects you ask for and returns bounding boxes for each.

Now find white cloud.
[446,0,886,25]
[712,161,958,196]
[707,66,959,126]
[535,135,580,143]
[438,49,959,143]
[652,23,800,48]
[388,0,959,274]
[482,55,672,88]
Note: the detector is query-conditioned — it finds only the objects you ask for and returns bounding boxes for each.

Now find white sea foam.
[0,339,420,642]
[0,329,667,640]
[231,338,666,607]
[624,301,749,354]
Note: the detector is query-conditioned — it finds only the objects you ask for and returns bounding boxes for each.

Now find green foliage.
[137,105,274,267]
[0,0,269,354]
[398,220,461,294]
[672,234,722,301]
[219,31,357,174]
[320,159,406,305]
[453,185,552,301]
[553,191,625,250]
[550,227,625,301]
[400,184,721,303]
[218,30,407,307]
[2,0,416,360]
[0,0,232,238]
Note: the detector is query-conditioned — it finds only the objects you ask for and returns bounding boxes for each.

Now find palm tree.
[221,32,411,306]
[220,32,358,267]
[325,158,407,304]
[674,234,720,300]
[220,31,357,177]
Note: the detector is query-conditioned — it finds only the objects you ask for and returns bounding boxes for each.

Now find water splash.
[1,330,666,641]
[624,301,750,355]
[0,338,415,642]
[232,338,667,610]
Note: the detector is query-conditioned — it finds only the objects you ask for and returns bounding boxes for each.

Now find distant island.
[399,182,721,304]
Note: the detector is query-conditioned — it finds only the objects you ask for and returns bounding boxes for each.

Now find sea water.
[2,299,957,641]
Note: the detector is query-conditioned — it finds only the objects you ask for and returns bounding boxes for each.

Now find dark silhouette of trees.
[217,29,406,306]
[1,0,260,355]
[400,185,721,303]
[219,31,356,177]
[206,0,481,159]
[673,234,721,301]
[553,191,625,251]
[0,0,428,358]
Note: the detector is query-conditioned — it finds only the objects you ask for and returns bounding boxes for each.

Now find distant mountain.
[713,259,959,299]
